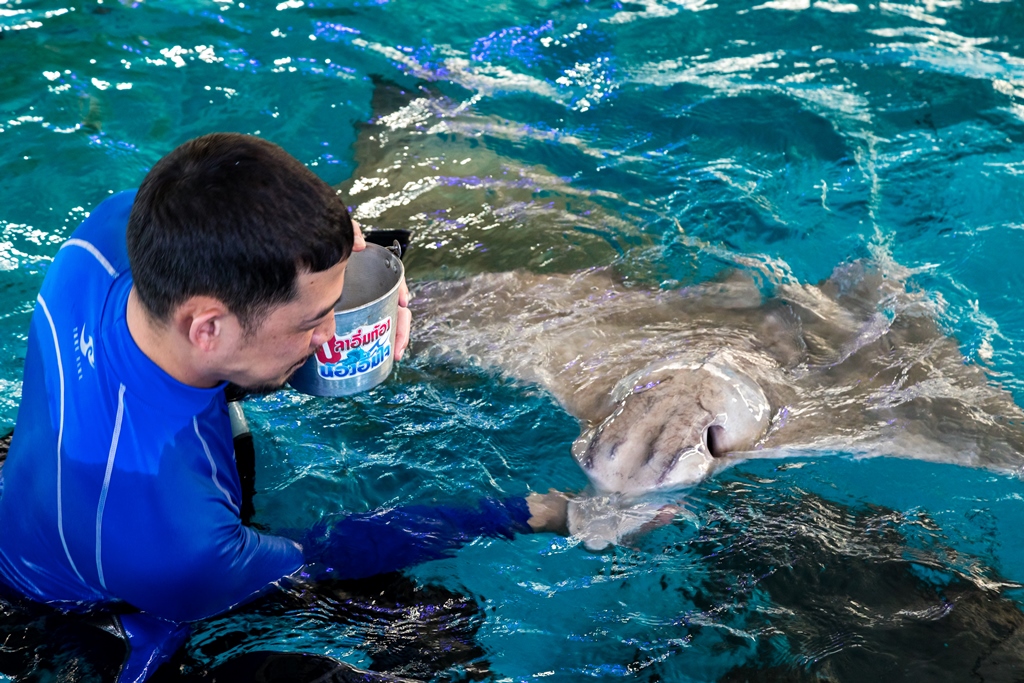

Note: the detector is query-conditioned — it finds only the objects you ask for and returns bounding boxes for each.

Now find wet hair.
[127,133,353,333]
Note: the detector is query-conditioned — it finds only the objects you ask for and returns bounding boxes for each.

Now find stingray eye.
[704,425,727,458]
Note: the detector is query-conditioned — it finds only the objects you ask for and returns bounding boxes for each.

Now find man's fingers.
[394,305,412,361]
[634,504,681,537]
[398,276,410,308]
[394,274,411,359]
[525,489,571,535]
[351,219,366,253]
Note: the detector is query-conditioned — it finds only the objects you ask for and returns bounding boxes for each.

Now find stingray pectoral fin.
[757,301,808,370]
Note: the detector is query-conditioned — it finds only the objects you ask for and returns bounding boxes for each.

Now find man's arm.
[297,496,551,580]
[103,488,565,622]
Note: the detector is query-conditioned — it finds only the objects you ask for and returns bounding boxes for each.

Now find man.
[0,134,566,682]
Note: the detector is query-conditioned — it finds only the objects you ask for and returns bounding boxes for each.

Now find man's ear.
[173,296,233,353]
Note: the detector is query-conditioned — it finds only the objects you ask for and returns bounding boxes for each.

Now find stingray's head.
[572,363,771,497]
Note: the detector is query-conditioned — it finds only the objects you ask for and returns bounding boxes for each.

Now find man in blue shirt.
[0,134,567,682]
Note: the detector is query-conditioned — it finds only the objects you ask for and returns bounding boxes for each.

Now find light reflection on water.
[2,0,1024,679]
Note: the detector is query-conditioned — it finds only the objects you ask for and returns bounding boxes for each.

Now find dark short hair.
[127,133,353,332]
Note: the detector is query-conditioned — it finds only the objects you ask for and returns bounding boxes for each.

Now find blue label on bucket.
[314,317,393,379]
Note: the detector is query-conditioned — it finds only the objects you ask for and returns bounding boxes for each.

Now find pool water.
[3,0,1024,680]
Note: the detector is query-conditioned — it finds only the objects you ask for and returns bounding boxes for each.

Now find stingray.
[344,78,1024,549]
[410,263,1024,549]
[340,76,653,277]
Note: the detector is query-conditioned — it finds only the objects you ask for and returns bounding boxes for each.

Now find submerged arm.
[298,492,569,580]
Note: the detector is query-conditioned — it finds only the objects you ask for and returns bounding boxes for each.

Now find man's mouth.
[287,354,312,375]
[292,346,322,371]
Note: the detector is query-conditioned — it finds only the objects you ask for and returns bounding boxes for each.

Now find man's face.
[222,258,348,391]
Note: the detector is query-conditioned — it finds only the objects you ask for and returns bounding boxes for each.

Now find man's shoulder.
[33,191,136,385]
[54,190,136,282]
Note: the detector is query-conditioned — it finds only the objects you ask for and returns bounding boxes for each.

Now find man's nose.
[310,315,336,349]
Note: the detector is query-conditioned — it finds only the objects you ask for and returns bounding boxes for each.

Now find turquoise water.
[4,0,1024,680]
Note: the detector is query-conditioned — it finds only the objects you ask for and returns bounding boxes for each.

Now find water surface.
[3,0,1024,680]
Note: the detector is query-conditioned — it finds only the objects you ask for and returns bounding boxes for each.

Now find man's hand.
[525,489,570,535]
[395,276,411,360]
[624,504,681,543]
[353,220,412,361]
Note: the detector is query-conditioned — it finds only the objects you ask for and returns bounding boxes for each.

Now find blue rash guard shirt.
[0,191,533,681]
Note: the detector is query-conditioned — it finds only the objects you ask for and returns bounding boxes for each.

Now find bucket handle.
[385,239,403,260]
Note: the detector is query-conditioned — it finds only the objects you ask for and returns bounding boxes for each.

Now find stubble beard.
[237,351,316,396]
